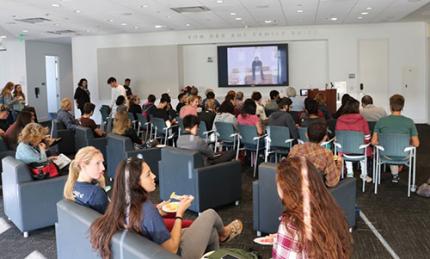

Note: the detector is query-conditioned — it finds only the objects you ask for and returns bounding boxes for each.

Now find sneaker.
[360,175,373,183]
[392,174,400,183]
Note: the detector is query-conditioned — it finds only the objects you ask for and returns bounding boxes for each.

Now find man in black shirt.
[124,78,133,97]
[252,56,264,81]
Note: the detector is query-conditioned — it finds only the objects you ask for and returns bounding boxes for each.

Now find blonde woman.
[112,111,142,144]
[64,146,108,214]
[57,97,79,130]
[0,81,15,108]
[15,123,55,164]
[179,95,199,118]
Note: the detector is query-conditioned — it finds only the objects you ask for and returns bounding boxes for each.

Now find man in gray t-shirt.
[360,95,387,122]
[268,97,298,140]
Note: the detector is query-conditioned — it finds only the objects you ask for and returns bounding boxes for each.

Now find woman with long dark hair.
[74,78,90,115]
[90,158,242,259]
[237,98,264,135]
[4,111,33,150]
[272,156,352,258]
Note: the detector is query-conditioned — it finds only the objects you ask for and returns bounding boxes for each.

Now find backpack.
[417,182,430,198]
[28,161,60,180]
[207,248,259,259]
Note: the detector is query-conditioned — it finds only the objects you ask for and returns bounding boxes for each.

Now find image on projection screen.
[227,46,280,85]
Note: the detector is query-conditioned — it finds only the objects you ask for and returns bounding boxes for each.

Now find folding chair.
[298,127,308,144]
[334,130,370,192]
[237,124,267,178]
[374,133,417,197]
[135,113,150,140]
[151,117,177,146]
[214,122,238,152]
[265,125,294,163]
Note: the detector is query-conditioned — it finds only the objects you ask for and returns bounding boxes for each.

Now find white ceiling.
[1,0,430,41]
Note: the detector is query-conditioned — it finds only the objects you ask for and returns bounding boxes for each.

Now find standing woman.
[74,78,91,115]
[63,146,108,214]
[90,157,243,259]
[12,84,26,112]
[272,156,352,259]
[0,81,15,108]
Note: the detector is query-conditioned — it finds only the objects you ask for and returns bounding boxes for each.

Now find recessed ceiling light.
[74,9,81,13]
[357,16,363,19]
[51,3,60,7]
[154,25,164,28]
[361,12,369,15]
[330,17,338,21]
[140,4,148,8]
[186,23,191,27]
[22,30,29,33]
[134,26,139,29]
[107,19,114,22]
[0,35,7,39]
[366,7,372,10]
[230,12,236,16]
[264,20,272,24]
[235,17,242,21]
[120,23,127,26]
[53,23,59,26]
[297,10,304,13]
[217,0,223,3]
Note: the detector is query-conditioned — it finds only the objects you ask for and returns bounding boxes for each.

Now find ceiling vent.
[16,17,51,24]
[46,30,76,35]
[171,6,210,13]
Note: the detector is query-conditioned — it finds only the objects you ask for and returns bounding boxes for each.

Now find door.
[358,39,389,111]
[45,56,60,114]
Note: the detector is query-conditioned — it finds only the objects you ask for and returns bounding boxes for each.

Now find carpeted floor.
[1,124,430,259]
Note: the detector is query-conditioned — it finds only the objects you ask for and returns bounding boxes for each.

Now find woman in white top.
[251,91,267,121]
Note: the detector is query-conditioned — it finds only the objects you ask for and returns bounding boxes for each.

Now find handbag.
[28,161,60,180]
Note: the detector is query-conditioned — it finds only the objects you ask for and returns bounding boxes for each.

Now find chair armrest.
[252,181,260,231]
[253,134,268,141]
[404,146,416,153]
[374,144,384,151]
[298,139,304,144]
[359,143,371,150]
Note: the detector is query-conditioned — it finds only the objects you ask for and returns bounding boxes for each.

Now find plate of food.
[162,202,180,213]
[253,235,276,246]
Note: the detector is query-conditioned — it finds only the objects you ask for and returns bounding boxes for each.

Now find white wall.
[26,41,73,121]
[0,39,27,93]
[72,22,428,123]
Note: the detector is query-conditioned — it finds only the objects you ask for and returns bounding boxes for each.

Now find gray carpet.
[1,124,430,259]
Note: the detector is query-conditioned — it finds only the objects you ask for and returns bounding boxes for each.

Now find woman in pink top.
[179,95,199,118]
[271,156,352,259]
[237,99,264,135]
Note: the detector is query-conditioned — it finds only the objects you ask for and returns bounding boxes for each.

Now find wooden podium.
[308,89,337,114]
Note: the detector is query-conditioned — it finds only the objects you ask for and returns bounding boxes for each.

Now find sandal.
[221,219,243,243]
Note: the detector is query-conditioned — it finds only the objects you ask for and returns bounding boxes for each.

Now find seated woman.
[213,99,238,132]
[115,95,128,113]
[112,111,142,145]
[237,99,264,135]
[90,157,243,259]
[198,99,217,130]
[15,123,56,164]
[57,97,79,130]
[4,111,33,150]
[271,156,352,259]
[0,104,11,136]
[179,95,199,119]
[63,146,108,214]
[336,98,371,181]
[300,99,326,128]
[79,102,105,137]
[128,95,143,120]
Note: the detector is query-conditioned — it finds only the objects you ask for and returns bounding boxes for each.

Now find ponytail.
[64,160,80,201]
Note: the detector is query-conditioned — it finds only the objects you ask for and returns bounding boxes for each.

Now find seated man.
[371,94,419,183]
[79,102,105,137]
[177,115,235,165]
[268,97,298,140]
[288,122,342,187]
[360,95,387,122]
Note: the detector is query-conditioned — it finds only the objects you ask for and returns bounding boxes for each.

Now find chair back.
[198,121,208,139]
[238,124,259,146]
[335,130,366,154]
[266,125,291,149]
[105,117,113,133]
[106,134,133,178]
[128,112,135,121]
[214,122,236,144]
[379,133,411,157]
[74,126,93,149]
[151,117,167,136]
[100,105,111,121]
[136,113,147,127]
[177,117,185,135]
[298,127,308,142]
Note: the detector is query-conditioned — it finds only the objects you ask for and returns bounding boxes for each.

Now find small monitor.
[300,89,308,96]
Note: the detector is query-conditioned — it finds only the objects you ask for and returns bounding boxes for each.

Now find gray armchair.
[1,156,67,237]
[0,138,15,186]
[159,147,241,213]
[56,199,180,259]
[51,119,75,155]
[127,148,161,178]
[253,163,356,235]
[74,126,107,158]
